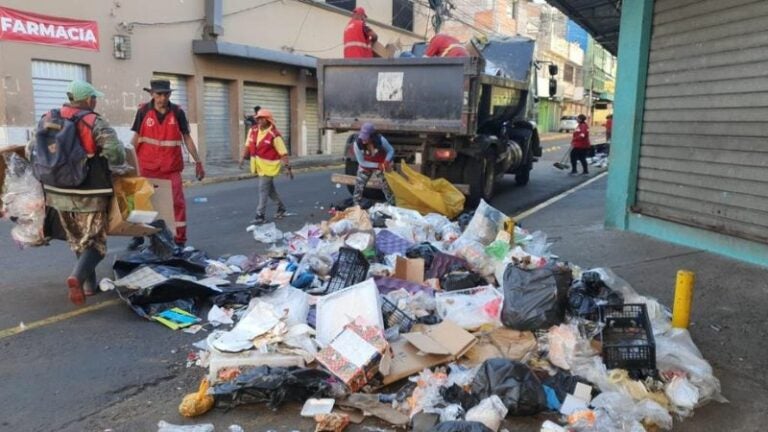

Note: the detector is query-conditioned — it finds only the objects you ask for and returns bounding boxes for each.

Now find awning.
[192,40,317,69]
[545,0,621,55]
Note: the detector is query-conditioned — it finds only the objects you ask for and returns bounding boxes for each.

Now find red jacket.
[571,122,591,149]
[136,104,184,174]
[58,106,97,154]
[343,18,373,58]
[425,34,469,57]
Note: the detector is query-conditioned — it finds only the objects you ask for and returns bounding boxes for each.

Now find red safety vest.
[426,34,469,58]
[247,127,282,161]
[136,104,184,174]
[359,136,387,164]
[571,122,591,149]
[343,18,373,58]
[59,106,98,154]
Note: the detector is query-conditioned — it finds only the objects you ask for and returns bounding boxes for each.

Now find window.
[506,0,517,19]
[564,64,574,83]
[392,0,414,31]
[326,0,355,12]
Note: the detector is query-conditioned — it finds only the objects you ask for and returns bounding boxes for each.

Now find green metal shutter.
[306,89,321,155]
[636,0,768,243]
[203,80,232,162]
[243,83,291,152]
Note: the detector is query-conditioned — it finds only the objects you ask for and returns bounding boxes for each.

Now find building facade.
[0,0,429,161]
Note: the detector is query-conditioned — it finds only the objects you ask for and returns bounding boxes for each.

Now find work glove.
[195,162,205,181]
[379,161,393,172]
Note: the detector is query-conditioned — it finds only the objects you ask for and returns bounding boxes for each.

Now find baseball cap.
[359,122,375,140]
[67,80,104,101]
[353,6,367,17]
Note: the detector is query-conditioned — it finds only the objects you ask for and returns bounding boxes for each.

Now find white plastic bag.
[665,376,699,415]
[246,222,283,243]
[260,286,310,326]
[456,199,509,246]
[1,154,45,247]
[157,421,214,432]
[452,238,495,277]
[436,286,503,330]
[655,328,726,405]
[465,395,508,431]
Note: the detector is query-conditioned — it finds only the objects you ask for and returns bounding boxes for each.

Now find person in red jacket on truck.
[570,114,591,175]
[343,7,377,58]
[424,33,469,57]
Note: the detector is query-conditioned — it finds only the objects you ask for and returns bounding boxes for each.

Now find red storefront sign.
[0,7,99,51]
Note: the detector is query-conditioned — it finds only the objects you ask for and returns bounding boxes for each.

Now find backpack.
[32,109,91,188]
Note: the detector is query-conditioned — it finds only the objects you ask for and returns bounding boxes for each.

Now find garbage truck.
[319,36,543,205]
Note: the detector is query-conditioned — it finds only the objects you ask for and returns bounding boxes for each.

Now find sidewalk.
[518,175,766,432]
[182,132,572,186]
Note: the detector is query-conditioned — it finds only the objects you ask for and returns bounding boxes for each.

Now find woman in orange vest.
[424,34,469,57]
[239,109,290,224]
[343,7,377,58]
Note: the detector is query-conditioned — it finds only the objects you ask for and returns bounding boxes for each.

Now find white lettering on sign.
[376,72,404,102]
[0,6,99,50]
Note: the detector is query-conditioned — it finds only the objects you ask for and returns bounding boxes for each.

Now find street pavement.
[12,135,759,432]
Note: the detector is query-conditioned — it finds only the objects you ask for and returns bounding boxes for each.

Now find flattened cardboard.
[383,320,476,385]
[394,256,425,284]
[107,177,174,237]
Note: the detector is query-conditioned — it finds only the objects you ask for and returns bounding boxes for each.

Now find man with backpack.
[31,80,126,306]
[129,79,204,250]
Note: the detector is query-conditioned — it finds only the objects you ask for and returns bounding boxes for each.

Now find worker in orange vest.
[424,34,469,57]
[343,7,378,58]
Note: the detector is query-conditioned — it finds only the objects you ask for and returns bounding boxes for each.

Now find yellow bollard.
[672,270,695,329]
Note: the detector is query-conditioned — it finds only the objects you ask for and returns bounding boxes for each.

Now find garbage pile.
[102,199,724,432]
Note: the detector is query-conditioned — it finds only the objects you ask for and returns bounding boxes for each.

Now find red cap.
[353,7,367,17]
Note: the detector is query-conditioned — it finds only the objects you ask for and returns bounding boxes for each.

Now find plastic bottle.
[193,197,208,203]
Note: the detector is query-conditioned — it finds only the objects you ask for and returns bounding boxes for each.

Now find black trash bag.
[429,421,493,432]
[406,242,439,269]
[471,359,547,416]
[540,370,599,404]
[211,366,336,409]
[567,270,624,319]
[501,263,572,330]
[457,211,475,231]
[441,384,479,411]
[211,284,280,307]
[440,270,486,292]
[371,211,392,228]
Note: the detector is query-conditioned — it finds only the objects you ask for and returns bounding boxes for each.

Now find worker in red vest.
[570,114,591,175]
[130,79,205,249]
[343,7,377,58]
[239,109,290,225]
[424,34,469,57]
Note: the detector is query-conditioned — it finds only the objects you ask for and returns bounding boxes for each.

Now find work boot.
[66,276,86,306]
[250,214,266,225]
[275,208,287,219]
[127,236,144,250]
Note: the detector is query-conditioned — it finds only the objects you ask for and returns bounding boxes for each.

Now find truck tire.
[344,159,384,200]
[515,164,531,186]
[465,152,496,206]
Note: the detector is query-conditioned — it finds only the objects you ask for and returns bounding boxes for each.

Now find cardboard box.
[316,322,389,392]
[394,256,425,284]
[107,177,174,237]
[383,320,476,385]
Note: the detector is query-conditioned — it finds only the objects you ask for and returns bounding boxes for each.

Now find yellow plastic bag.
[179,378,214,417]
[112,177,155,219]
[384,163,465,219]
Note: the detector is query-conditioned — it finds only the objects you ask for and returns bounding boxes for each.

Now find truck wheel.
[344,159,384,200]
[465,153,496,206]
[515,166,531,186]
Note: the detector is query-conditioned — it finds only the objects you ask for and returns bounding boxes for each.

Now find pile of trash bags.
[96,199,724,432]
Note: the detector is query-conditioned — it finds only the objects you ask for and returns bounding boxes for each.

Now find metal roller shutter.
[332,131,353,156]
[203,80,232,162]
[152,73,189,111]
[243,83,291,152]
[306,89,321,155]
[31,61,88,120]
[635,0,768,244]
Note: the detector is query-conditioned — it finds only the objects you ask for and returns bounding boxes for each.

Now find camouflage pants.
[353,168,394,205]
[57,210,108,256]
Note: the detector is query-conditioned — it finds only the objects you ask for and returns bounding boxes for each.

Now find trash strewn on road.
[98,200,723,431]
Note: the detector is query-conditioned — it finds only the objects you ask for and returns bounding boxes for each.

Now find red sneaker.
[66,276,86,306]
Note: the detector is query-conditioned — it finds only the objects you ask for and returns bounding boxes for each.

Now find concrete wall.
[0,0,428,157]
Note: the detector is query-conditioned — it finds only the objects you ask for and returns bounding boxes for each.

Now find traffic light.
[549,78,557,97]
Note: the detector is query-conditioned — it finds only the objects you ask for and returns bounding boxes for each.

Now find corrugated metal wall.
[243,83,291,152]
[152,73,189,110]
[31,60,88,119]
[636,0,768,243]
[203,80,232,162]
[305,89,321,155]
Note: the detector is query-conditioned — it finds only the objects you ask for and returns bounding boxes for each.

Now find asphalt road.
[0,136,607,432]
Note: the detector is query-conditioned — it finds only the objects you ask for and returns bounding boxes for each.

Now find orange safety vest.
[136,104,184,174]
[343,18,373,58]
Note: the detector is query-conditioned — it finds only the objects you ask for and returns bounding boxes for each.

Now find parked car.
[558,115,579,132]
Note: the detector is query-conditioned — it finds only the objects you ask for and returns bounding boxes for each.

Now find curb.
[540,133,571,142]
[183,163,344,188]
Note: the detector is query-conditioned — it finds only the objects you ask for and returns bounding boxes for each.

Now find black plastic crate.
[599,303,656,373]
[325,247,370,293]
[381,296,415,333]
